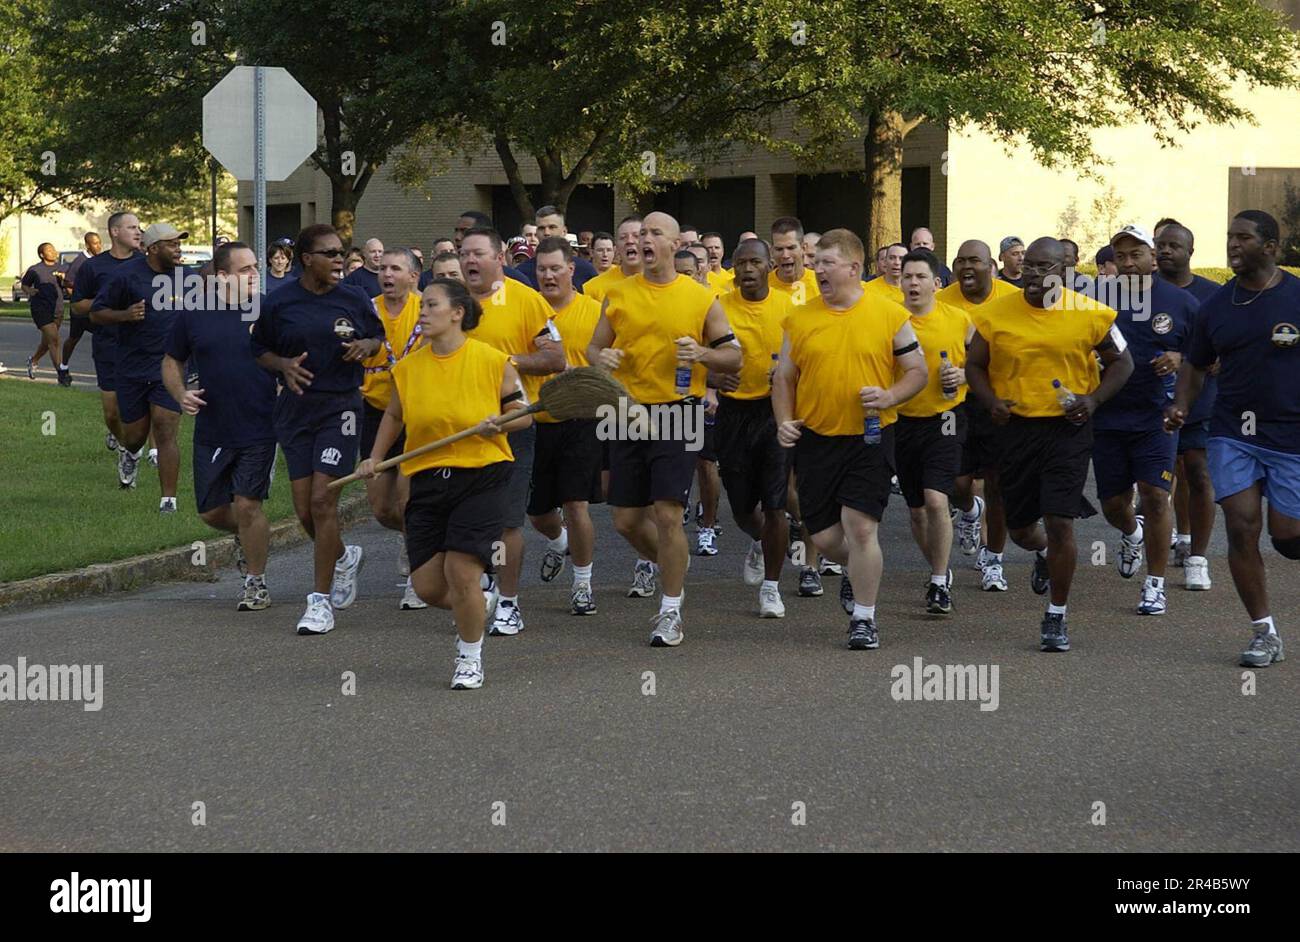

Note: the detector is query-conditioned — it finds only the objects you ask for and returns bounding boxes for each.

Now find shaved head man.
[910,227,952,287]
[342,237,384,297]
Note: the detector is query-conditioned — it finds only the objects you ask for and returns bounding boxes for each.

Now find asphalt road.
[1,468,1295,852]
[0,317,100,388]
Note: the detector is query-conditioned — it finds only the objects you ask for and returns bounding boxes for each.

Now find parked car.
[10,278,22,302]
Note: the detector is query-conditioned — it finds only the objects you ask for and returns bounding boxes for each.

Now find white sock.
[159,497,175,509]
[761,579,779,593]
[751,539,761,553]
[1176,533,1191,544]
[1253,616,1277,636]
[547,528,568,553]
[1146,575,1165,590]
[659,594,682,614]
[58,364,68,371]
[457,638,483,659]
[499,595,518,609]
[149,448,158,457]
[988,551,1004,563]
[930,573,947,586]
[961,505,981,522]
[1047,602,1067,615]
[1123,523,1143,543]
[573,563,592,586]
[852,603,875,621]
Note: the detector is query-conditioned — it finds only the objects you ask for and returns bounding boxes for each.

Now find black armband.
[893,341,919,356]
[500,390,524,406]
[709,333,736,349]
[1095,336,1116,351]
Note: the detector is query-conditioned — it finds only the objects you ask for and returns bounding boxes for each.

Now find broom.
[328,366,628,489]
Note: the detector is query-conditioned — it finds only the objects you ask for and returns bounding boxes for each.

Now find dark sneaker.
[847,617,879,650]
[926,581,952,614]
[1031,552,1051,595]
[797,567,823,597]
[26,357,36,380]
[539,546,565,582]
[1239,629,1284,668]
[57,367,72,387]
[839,575,854,614]
[1040,612,1070,652]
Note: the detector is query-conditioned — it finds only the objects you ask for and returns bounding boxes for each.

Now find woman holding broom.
[357,278,530,690]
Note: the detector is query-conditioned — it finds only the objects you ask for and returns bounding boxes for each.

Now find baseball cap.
[1111,224,1155,249]
[141,223,188,248]
[507,237,532,259]
[999,236,1024,255]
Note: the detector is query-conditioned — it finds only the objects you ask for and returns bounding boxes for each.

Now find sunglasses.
[306,248,345,259]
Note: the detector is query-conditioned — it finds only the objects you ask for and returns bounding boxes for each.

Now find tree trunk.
[330,175,358,247]
[865,109,907,257]
[495,135,535,220]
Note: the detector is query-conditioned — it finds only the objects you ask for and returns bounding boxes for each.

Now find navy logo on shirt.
[1152,313,1173,335]
[1272,322,1298,348]
[333,318,356,340]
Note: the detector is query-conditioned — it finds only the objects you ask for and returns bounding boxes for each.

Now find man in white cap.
[90,223,190,511]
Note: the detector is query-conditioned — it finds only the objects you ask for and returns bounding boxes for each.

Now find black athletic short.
[792,425,895,533]
[996,415,1097,530]
[31,305,56,329]
[359,399,406,464]
[716,396,788,513]
[193,441,276,514]
[960,400,997,477]
[698,414,717,462]
[894,406,967,509]
[527,418,603,515]
[405,461,512,571]
[608,434,697,508]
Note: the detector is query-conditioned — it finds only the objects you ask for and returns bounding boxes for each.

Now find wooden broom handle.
[327,401,542,490]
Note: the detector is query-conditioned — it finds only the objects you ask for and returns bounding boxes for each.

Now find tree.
[33,0,455,245]
[1282,180,1300,266]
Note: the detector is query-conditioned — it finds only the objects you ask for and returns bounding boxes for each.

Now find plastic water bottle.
[1053,379,1077,410]
[863,408,882,445]
[675,363,692,397]
[940,351,957,399]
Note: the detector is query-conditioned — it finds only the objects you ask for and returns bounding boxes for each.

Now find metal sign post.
[254,66,267,281]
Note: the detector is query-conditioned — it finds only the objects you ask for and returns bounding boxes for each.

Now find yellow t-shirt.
[706,268,735,294]
[898,300,973,418]
[392,338,513,474]
[361,292,423,410]
[584,266,631,303]
[971,288,1117,419]
[935,278,1019,314]
[467,278,558,407]
[536,292,603,423]
[603,273,715,404]
[718,288,791,400]
[768,268,819,306]
[863,276,904,303]
[785,290,912,435]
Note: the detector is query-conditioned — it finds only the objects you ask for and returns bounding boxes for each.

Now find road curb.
[0,493,370,611]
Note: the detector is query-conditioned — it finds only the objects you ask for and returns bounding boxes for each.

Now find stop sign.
[202,66,317,181]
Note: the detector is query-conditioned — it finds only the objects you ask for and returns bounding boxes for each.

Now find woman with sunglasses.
[252,224,384,636]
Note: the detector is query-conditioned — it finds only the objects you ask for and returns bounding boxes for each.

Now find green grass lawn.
[0,378,298,583]
[1,300,29,317]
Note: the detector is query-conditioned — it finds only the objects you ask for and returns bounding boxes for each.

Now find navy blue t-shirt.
[165,302,276,448]
[63,252,92,302]
[342,266,381,299]
[1094,278,1197,432]
[1188,270,1300,455]
[265,272,295,294]
[250,280,382,394]
[92,257,195,383]
[515,255,598,293]
[73,251,141,344]
[1159,273,1221,423]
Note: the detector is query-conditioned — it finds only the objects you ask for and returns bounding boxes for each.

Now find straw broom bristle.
[535,366,629,421]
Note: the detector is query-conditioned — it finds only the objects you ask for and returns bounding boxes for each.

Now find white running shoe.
[1117,528,1144,579]
[451,655,484,690]
[957,496,984,555]
[330,544,364,609]
[818,556,843,576]
[105,432,118,452]
[758,584,785,618]
[488,600,523,636]
[1171,539,1191,568]
[649,608,684,647]
[696,527,718,556]
[117,446,140,489]
[397,539,410,577]
[400,578,427,609]
[1184,556,1211,590]
[742,541,764,586]
[147,448,159,468]
[296,593,334,635]
[627,560,656,598]
[1137,579,1167,616]
[973,543,990,571]
[981,561,1008,592]
[481,572,500,618]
